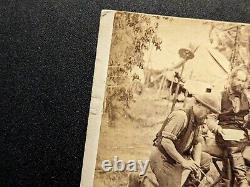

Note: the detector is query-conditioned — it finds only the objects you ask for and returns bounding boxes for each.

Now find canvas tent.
[144,45,231,96]
[182,45,230,94]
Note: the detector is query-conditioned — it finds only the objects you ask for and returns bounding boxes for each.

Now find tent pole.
[157,75,165,97]
[171,64,185,112]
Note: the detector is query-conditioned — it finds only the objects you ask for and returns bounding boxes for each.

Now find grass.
[93,88,222,187]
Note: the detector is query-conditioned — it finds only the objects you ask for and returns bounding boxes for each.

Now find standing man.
[150,93,220,187]
[207,66,250,187]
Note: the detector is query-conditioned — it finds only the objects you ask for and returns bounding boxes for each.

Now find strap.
[152,113,171,147]
[156,113,171,137]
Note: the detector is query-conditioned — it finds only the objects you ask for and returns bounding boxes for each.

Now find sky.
[143,17,232,92]
[145,17,213,69]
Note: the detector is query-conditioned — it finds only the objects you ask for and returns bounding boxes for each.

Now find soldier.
[150,93,220,187]
[207,66,250,187]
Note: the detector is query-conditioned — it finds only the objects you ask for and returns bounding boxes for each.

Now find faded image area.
[92,12,250,187]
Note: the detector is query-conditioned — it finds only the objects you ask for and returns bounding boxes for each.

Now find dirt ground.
[92,88,225,187]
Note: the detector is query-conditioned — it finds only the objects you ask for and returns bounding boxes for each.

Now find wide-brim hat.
[178,43,199,60]
[194,93,221,114]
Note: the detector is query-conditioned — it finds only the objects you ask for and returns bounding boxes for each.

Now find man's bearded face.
[231,70,247,94]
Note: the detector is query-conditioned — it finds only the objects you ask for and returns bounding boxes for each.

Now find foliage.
[208,23,250,70]
[105,12,163,122]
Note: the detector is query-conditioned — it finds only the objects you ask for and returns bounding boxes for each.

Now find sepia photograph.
[82,10,250,187]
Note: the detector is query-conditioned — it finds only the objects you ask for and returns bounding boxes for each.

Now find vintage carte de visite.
[81,10,250,187]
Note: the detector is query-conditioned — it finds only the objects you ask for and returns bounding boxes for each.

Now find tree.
[104,12,163,124]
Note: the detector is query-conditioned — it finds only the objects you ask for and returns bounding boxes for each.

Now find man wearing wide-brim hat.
[150,93,220,187]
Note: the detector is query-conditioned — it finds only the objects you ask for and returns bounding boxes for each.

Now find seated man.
[150,93,220,187]
[207,66,250,187]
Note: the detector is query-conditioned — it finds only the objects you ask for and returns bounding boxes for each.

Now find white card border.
[80,10,115,187]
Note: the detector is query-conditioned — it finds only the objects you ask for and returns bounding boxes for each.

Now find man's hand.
[194,169,202,180]
[181,159,199,172]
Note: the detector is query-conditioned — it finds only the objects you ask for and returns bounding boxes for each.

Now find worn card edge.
[80,10,116,187]
[80,9,250,187]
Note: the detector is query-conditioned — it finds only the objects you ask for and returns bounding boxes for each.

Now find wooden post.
[171,63,185,112]
[157,75,165,97]
[168,79,174,100]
